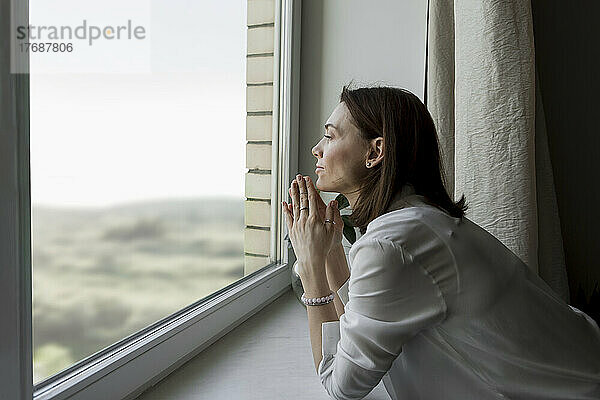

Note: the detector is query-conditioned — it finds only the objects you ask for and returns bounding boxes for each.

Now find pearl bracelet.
[301,291,335,306]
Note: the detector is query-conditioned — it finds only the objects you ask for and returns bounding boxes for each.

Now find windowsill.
[135,289,391,400]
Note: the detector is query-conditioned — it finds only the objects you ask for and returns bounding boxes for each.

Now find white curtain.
[426,0,570,302]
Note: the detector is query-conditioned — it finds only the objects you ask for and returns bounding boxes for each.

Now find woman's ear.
[366,137,384,167]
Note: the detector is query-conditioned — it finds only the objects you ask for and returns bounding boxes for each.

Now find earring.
[366,162,371,168]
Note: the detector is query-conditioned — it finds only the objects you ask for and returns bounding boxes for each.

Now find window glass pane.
[30,0,275,384]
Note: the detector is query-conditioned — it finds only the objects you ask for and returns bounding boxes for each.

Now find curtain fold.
[426,0,456,198]
[426,0,569,302]
[534,65,570,302]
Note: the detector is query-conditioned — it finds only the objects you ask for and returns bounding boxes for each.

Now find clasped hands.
[281,174,344,280]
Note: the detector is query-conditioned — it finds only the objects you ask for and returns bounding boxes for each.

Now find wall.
[244,0,277,274]
[531,0,600,303]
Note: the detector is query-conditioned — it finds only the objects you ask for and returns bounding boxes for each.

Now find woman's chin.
[314,177,331,192]
[314,176,323,190]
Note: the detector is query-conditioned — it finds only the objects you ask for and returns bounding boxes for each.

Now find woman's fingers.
[290,179,300,220]
[282,200,293,231]
[325,199,335,232]
[304,176,319,219]
[333,198,343,226]
[297,175,309,219]
[288,174,326,221]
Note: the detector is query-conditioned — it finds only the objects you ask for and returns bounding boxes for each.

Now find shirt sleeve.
[337,275,350,306]
[318,238,447,400]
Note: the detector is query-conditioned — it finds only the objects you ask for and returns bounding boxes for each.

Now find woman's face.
[311,102,369,195]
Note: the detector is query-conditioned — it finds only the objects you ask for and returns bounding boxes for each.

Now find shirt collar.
[384,183,433,213]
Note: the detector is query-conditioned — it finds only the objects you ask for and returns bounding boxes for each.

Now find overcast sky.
[29,0,247,208]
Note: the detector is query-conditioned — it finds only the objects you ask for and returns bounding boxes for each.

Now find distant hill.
[33,196,245,223]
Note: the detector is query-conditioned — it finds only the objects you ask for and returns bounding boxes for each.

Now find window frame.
[0,0,302,399]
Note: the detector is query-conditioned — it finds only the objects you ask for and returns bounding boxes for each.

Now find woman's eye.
[323,134,332,140]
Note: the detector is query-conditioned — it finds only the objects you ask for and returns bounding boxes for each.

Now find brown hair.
[340,82,468,234]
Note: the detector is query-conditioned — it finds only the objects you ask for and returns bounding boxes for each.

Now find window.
[1,0,301,398]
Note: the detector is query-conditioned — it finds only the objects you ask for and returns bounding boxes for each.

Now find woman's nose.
[312,144,322,158]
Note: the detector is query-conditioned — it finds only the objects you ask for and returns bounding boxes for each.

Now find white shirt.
[318,184,600,400]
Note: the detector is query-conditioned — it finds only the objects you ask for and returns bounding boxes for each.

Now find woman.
[282,84,600,400]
